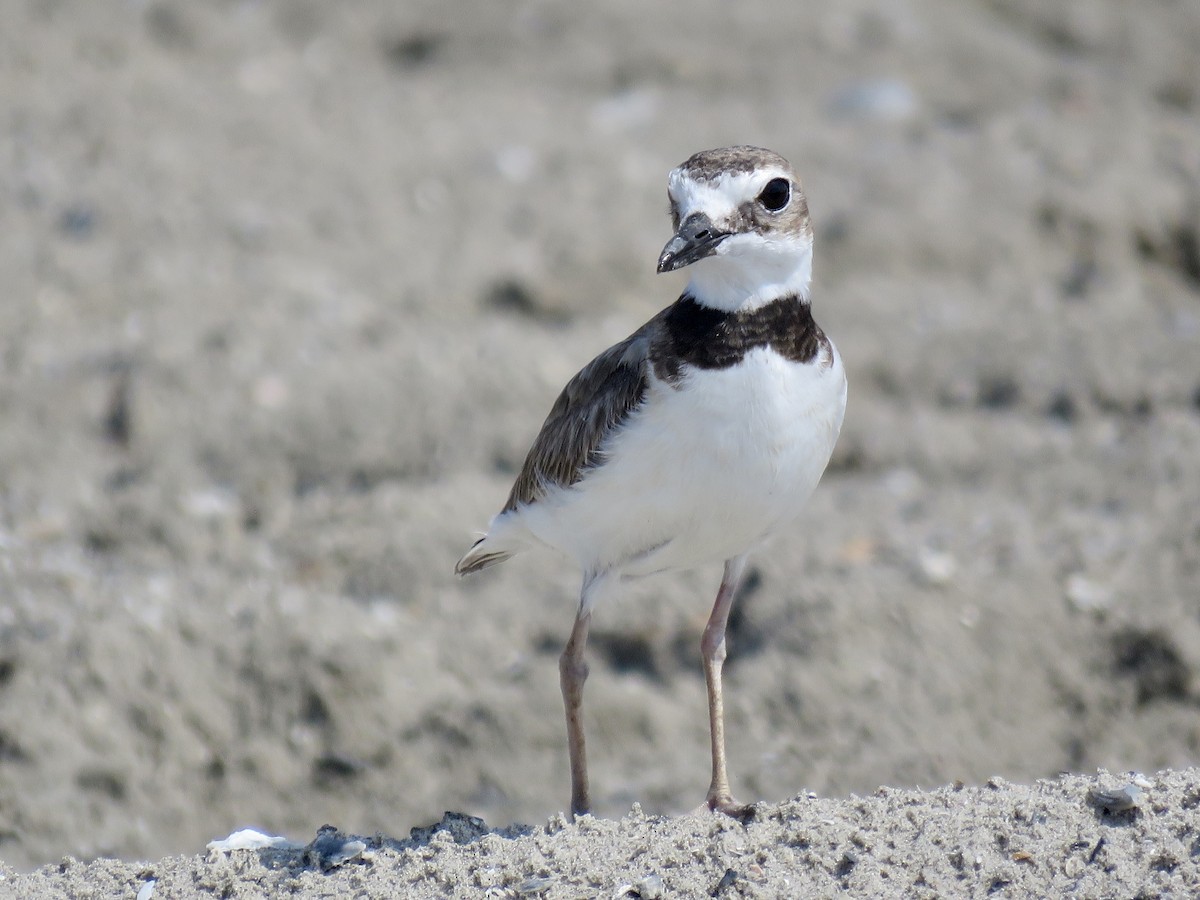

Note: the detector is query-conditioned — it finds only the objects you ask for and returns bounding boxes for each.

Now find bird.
[456,146,847,819]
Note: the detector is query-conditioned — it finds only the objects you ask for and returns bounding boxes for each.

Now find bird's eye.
[758,178,790,212]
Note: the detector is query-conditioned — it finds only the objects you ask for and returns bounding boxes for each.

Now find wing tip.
[455,538,514,576]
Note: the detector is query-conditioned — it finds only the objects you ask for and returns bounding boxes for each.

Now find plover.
[457,146,847,818]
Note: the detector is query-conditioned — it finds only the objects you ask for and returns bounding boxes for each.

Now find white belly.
[514,343,847,575]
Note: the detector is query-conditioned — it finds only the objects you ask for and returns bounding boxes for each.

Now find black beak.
[656,213,729,274]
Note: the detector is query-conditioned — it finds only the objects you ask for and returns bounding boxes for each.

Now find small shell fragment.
[1089,783,1142,813]
[305,828,367,870]
[916,547,956,586]
[207,829,304,852]
[516,877,554,896]
[320,839,365,869]
[1065,574,1113,612]
[635,874,664,899]
[613,875,665,900]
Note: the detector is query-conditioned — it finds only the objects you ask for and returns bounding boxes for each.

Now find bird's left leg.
[561,570,619,817]
[560,599,593,818]
[700,553,755,819]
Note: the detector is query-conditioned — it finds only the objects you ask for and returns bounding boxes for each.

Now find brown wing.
[503,315,664,512]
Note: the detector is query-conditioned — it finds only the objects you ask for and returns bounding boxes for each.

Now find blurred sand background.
[1,0,1199,885]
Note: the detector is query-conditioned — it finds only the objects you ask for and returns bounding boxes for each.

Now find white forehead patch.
[667,166,791,222]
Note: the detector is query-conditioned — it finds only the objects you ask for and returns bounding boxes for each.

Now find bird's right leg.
[560,589,595,817]
[701,554,754,819]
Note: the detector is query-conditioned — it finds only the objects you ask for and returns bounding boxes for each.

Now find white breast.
[514,342,847,576]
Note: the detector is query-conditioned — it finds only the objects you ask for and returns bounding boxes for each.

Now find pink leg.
[701,555,755,819]
[560,605,593,817]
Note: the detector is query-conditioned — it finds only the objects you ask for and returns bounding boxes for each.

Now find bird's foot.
[706,794,758,822]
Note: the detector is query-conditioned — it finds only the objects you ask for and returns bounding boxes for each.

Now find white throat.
[685,237,813,312]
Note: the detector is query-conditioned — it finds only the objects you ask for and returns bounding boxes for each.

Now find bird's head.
[658,146,813,311]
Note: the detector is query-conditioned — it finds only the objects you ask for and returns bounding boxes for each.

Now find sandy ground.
[6,770,1200,898]
[2,0,1199,894]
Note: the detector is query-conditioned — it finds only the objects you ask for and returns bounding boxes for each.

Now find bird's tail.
[455,536,514,576]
